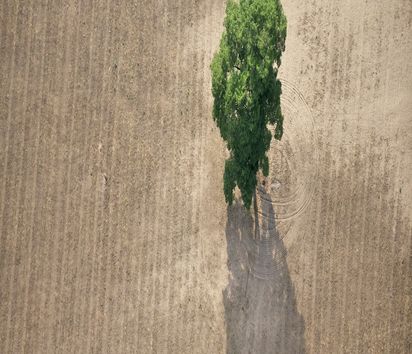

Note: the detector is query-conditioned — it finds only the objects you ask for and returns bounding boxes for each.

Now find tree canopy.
[211,0,287,209]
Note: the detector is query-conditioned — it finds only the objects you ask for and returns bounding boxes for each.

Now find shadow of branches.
[223,188,305,353]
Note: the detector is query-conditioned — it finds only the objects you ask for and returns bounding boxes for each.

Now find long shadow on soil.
[223,188,305,354]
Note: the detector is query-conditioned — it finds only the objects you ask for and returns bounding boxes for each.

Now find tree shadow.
[223,186,305,353]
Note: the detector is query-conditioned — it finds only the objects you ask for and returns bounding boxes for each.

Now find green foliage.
[211,0,287,209]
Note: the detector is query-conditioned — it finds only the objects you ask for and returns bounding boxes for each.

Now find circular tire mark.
[248,232,287,280]
[246,187,288,280]
[257,78,319,223]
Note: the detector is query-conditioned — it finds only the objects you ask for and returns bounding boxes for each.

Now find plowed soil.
[1,0,411,353]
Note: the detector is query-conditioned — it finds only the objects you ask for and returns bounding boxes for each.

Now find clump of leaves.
[211,0,287,209]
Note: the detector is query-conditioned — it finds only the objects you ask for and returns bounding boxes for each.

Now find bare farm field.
[0,0,411,353]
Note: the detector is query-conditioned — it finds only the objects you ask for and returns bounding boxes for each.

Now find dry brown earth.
[0,0,411,353]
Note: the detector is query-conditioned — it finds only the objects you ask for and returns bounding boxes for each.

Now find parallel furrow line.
[66,1,97,351]
[165,0,184,349]
[180,1,198,349]
[98,1,122,350]
[20,2,51,352]
[152,3,170,351]
[53,3,83,349]
[337,138,359,353]
[42,3,71,351]
[5,2,33,351]
[0,0,18,251]
[148,2,167,349]
[71,1,96,351]
[309,0,337,348]
[322,142,342,352]
[163,2,181,349]
[83,0,111,350]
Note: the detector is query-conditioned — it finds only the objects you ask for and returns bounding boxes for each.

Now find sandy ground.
[0,0,411,353]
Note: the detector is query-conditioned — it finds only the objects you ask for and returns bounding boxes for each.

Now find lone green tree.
[211,0,287,209]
